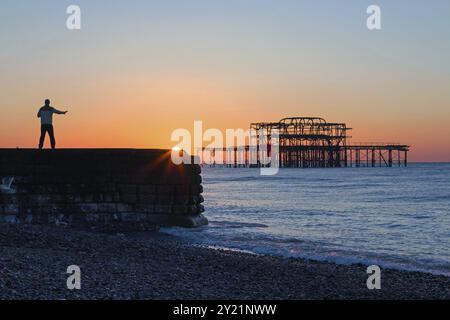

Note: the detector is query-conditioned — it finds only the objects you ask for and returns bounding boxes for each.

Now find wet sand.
[1,223,449,300]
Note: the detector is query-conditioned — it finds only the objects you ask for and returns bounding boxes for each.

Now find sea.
[161,163,450,276]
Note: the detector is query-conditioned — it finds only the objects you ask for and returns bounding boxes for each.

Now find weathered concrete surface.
[0,149,207,229]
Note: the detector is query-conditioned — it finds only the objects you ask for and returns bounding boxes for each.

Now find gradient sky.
[0,0,449,161]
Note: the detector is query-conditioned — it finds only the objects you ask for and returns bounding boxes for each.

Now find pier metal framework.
[201,117,410,168]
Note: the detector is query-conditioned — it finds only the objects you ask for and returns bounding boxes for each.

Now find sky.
[0,0,449,161]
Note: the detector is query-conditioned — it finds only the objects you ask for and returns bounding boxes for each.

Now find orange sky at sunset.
[1,1,449,162]
[2,70,449,162]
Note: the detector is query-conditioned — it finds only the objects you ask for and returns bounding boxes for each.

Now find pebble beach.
[1,223,449,300]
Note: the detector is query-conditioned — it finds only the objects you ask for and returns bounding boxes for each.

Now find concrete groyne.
[0,149,207,229]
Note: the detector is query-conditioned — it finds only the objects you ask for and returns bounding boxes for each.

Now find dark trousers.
[39,124,56,149]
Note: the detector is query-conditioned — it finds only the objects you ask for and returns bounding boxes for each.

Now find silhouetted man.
[37,99,68,149]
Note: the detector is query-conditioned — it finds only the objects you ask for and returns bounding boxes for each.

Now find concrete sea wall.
[0,149,207,229]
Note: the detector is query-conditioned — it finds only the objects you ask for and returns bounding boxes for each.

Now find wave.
[176,165,450,277]
[208,220,269,229]
[161,226,450,277]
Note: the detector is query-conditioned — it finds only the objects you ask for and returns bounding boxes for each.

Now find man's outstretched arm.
[53,108,68,115]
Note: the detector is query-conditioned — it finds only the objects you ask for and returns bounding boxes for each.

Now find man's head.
[44,99,50,106]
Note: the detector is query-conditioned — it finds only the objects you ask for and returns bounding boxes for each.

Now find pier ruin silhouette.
[201,117,410,168]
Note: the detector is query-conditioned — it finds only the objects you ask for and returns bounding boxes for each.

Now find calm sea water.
[162,163,450,276]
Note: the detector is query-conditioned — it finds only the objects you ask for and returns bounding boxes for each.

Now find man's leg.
[38,125,47,149]
[48,125,56,149]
